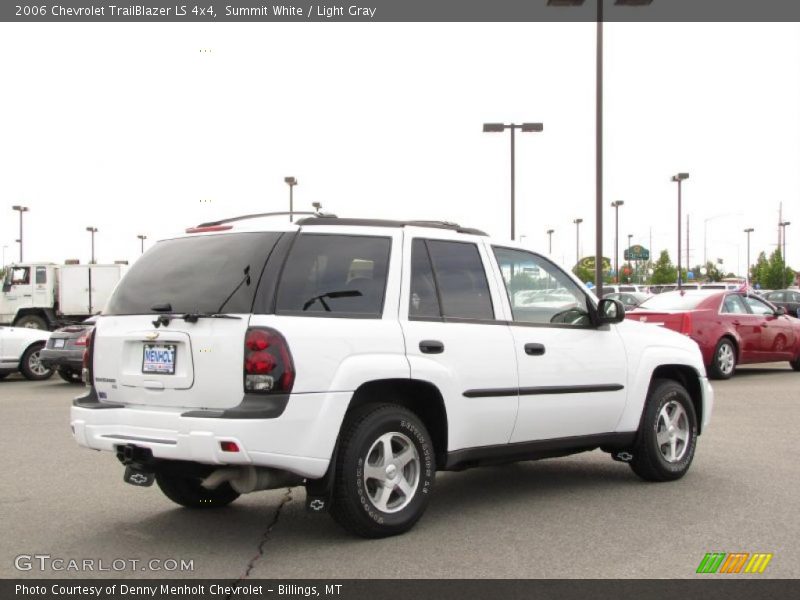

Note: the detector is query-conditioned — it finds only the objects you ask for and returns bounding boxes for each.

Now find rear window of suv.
[105,232,281,315]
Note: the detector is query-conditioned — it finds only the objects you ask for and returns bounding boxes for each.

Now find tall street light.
[137,234,147,254]
[573,218,583,268]
[86,227,98,264]
[483,122,544,240]
[284,176,297,222]
[547,229,555,254]
[780,221,791,288]
[11,205,28,262]
[610,200,624,283]
[671,172,689,288]
[743,228,754,286]
[547,0,653,295]
[86,226,98,315]
[627,233,633,282]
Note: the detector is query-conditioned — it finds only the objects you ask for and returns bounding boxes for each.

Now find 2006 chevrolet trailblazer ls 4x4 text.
[71,213,713,537]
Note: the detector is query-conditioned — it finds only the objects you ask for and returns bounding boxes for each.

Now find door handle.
[419,340,444,354]
[524,343,546,356]
[732,320,741,325]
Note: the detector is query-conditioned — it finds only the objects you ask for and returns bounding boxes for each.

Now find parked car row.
[627,290,800,379]
[0,326,53,380]
[0,316,96,383]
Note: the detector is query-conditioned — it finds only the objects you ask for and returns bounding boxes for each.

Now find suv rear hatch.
[94,231,282,410]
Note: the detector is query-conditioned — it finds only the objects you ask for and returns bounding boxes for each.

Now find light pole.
[284,176,297,222]
[86,227,98,264]
[547,0,653,295]
[86,226,98,315]
[743,228,754,286]
[627,233,633,282]
[611,200,624,283]
[780,221,791,288]
[483,122,544,240]
[547,229,555,254]
[11,205,28,262]
[671,172,689,288]
[137,234,147,254]
[574,218,583,268]
[2,245,7,271]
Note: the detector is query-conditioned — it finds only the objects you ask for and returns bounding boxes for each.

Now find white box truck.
[1,263,124,329]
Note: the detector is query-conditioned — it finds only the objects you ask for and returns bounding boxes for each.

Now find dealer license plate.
[142,344,177,375]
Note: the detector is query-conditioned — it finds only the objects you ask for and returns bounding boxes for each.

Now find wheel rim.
[24,322,39,329]
[656,401,690,463]
[717,342,735,375]
[363,431,420,514]
[28,350,48,376]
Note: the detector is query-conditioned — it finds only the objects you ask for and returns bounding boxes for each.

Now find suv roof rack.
[295,217,488,236]
[197,211,337,228]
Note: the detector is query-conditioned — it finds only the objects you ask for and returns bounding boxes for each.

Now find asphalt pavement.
[1,364,798,579]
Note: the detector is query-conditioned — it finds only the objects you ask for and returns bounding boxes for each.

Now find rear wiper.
[302,290,362,312]
[181,313,242,323]
[152,313,242,328]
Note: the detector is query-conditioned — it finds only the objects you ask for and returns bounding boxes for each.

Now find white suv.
[71,214,713,538]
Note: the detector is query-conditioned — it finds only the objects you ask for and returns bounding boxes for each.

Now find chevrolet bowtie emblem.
[145,331,160,340]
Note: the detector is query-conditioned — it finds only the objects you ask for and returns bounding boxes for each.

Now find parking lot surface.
[1,364,798,579]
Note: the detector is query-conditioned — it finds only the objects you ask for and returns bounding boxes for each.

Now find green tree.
[764,248,795,289]
[650,250,677,285]
[750,251,769,287]
[573,264,593,285]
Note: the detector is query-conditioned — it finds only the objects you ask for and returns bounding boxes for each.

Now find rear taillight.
[82,328,95,387]
[75,333,88,346]
[243,327,295,394]
[679,313,693,336]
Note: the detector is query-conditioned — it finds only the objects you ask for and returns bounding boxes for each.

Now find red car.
[627,290,800,379]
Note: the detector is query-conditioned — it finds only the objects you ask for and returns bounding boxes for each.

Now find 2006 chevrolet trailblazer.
[71,213,713,537]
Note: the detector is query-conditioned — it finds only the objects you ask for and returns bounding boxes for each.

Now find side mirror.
[2,283,10,293]
[597,298,625,324]
[774,306,786,316]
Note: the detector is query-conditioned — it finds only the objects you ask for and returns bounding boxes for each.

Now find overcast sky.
[1,22,798,277]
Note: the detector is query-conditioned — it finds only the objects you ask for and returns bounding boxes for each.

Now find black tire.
[58,368,83,384]
[707,338,736,380]
[14,315,48,330]
[0,372,9,380]
[20,343,54,381]
[330,404,436,538]
[629,379,698,482]
[790,357,800,372]
[155,472,240,509]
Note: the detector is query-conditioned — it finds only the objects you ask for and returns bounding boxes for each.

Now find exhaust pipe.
[202,466,303,494]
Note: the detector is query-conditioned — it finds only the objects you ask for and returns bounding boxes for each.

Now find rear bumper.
[40,349,83,370]
[70,389,353,479]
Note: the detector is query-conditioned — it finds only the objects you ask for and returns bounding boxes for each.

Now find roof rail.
[295,217,487,236]
[196,211,337,228]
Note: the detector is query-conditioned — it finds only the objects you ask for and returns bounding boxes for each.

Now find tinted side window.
[276,234,391,318]
[493,247,591,326]
[409,240,441,318]
[425,240,494,320]
[35,267,47,284]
